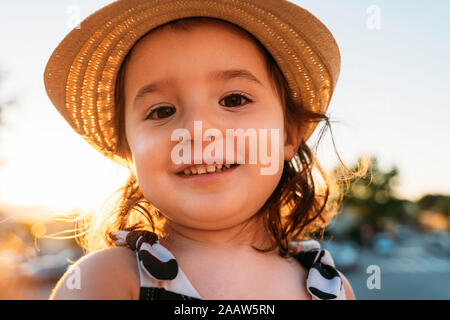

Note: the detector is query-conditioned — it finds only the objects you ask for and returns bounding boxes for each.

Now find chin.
[170,204,249,226]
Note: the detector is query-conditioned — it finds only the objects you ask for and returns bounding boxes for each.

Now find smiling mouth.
[177,163,240,176]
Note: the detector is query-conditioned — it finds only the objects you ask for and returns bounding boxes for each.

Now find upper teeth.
[183,164,232,175]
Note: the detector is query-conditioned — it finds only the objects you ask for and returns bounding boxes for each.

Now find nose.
[173,98,226,162]
[180,99,223,144]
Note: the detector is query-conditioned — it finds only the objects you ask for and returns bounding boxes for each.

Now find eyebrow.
[133,69,264,107]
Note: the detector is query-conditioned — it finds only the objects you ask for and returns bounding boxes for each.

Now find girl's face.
[124,21,295,233]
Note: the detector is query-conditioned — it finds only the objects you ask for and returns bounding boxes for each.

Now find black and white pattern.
[290,239,346,300]
[112,230,346,300]
[113,230,202,299]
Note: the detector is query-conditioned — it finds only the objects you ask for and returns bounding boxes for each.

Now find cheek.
[131,134,159,164]
[128,130,169,188]
[250,108,286,174]
[246,159,284,200]
[239,111,286,201]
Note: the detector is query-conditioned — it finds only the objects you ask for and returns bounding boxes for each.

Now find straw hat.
[44,0,341,168]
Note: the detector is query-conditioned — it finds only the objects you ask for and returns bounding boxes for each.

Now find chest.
[179,255,312,300]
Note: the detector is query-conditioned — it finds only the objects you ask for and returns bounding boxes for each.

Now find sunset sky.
[0,0,449,220]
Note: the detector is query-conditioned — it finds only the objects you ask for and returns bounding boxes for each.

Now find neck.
[159,211,276,255]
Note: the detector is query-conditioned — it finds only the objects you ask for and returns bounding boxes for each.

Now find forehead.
[122,19,271,95]
[130,18,266,61]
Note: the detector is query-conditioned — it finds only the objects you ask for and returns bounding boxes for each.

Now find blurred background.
[0,0,449,299]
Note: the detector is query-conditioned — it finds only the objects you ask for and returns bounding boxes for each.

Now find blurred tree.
[332,156,420,244]
[417,194,450,216]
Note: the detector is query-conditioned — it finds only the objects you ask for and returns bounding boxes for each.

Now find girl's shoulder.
[50,246,140,300]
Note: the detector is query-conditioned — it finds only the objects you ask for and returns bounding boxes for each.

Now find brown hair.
[76,17,368,258]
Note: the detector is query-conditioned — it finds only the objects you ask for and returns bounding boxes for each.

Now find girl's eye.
[145,93,252,120]
[145,106,176,120]
[220,93,253,108]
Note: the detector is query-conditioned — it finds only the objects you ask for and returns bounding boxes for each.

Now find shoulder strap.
[112,230,178,280]
[111,230,202,299]
[291,239,347,300]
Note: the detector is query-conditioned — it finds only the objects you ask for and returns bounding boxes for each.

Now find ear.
[283,121,304,161]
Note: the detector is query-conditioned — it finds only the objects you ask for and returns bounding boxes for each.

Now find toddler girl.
[44,0,362,300]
